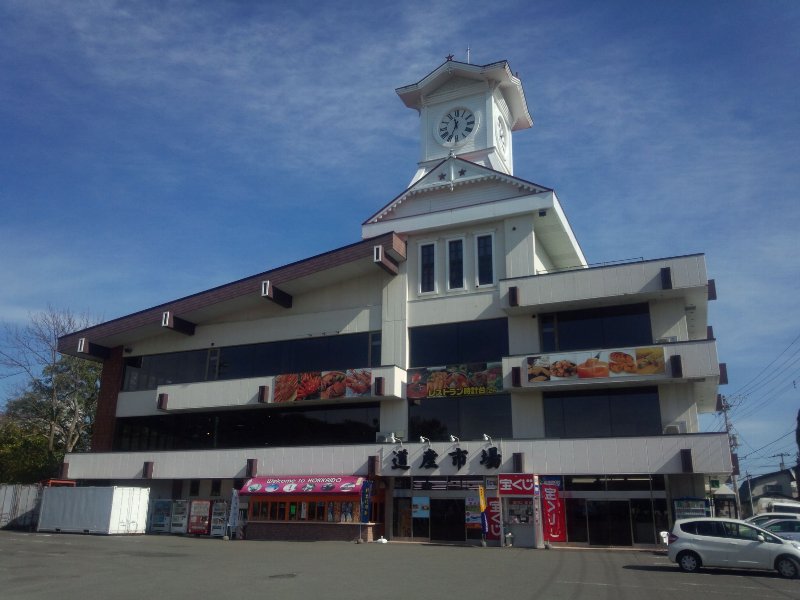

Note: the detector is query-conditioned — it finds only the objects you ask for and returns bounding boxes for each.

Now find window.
[113,402,381,451]
[475,234,494,286]
[543,387,661,438]
[447,239,464,290]
[122,332,378,391]
[419,242,436,293]
[409,395,512,441]
[540,303,653,352]
[189,479,200,496]
[409,318,509,367]
[210,479,222,497]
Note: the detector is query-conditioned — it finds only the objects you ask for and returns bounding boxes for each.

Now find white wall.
[128,276,385,357]
[650,298,688,341]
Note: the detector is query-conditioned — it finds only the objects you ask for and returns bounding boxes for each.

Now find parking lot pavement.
[1,531,797,600]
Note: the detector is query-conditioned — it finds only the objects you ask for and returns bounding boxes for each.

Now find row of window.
[419,233,495,294]
[113,384,666,452]
[120,301,655,394]
[113,403,380,451]
[249,498,360,522]
[540,303,653,353]
[543,387,662,438]
[123,331,380,392]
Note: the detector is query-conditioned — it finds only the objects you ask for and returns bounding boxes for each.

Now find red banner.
[542,483,566,542]
[486,498,502,541]
[498,473,535,496]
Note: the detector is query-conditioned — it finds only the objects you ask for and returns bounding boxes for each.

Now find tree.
[0,306,101,479]
[0,414,57,483]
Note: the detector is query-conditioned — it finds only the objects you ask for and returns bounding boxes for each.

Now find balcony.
[504,338,721,412]
[501,254,711,339]
[115,366,405,418]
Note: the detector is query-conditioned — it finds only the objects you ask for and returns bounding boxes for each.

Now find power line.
[739,428,795,460]
[728,331,800,397]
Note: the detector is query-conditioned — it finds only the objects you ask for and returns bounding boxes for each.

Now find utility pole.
[795,408,800,500]
[768,452,791,471]
[719,395,742,517]
[745,472,755,515]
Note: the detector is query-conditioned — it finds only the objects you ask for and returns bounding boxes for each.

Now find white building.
[59,58,730,546]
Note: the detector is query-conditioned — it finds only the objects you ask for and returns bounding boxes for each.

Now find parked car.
[667,517,800,578]
[762,519,800,542]
[746,512,800,528]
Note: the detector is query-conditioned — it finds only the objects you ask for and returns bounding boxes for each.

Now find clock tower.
[396,58,532,185]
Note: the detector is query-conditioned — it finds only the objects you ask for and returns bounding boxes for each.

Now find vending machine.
[210,500,228,537]
[188,499,212,535]
[170,499,189,534]
[149,499,173,533]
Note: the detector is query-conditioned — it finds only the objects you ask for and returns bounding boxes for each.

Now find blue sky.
[1,1,798,478]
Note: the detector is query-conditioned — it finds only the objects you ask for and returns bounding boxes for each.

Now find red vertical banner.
[542,483,566,542]
[486,497,502,541]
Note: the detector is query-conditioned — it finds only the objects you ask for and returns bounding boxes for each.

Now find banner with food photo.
[272,369,373,402]
[524,346,666,385]
[406,362,503,399]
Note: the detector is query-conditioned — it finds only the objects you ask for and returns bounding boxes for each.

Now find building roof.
[395,59,532,131]
[58,232,406,359]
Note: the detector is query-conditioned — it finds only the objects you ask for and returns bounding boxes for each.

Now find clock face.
[438,108,475,145]
[496,117,507,151]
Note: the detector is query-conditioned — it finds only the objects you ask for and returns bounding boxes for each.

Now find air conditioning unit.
[663,421,687,435]
[376,431,404,443]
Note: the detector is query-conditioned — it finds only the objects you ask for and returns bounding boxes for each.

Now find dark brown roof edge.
[58,232,406,353]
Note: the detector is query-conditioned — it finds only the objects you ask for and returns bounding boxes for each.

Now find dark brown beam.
[261,280,293,308]
[161,311,196,336]
[76,338,111,360]
[373,245,399,275]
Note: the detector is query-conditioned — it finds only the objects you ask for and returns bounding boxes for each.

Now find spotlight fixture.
[483,433,493,445]
[419,436,431,447]
[449,435,460,443]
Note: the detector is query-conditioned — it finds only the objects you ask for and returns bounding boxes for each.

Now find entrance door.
[430,499,466,542]
[587,500,632,546]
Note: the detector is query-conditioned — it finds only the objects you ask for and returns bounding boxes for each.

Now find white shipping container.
[37,487,150,535]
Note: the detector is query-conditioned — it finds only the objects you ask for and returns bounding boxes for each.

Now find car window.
[721,522,753,540]
[681,521,723,537]
[768,521,800,533]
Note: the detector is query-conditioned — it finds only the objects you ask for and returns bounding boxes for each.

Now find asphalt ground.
[1,531,797,600]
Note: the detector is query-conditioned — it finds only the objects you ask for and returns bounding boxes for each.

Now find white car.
[746,512,800,527]
[762,519,800,542]
[667,517,800,578]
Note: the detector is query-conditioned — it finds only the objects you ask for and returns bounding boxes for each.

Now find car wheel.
[677,551,701,573]
[775,556,799,579]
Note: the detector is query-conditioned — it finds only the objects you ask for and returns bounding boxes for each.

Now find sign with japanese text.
[359,480,373,523]
[486,497,502,541]
[541,483,566,542]
[407,362,503,399]
[498,473,536,496]
[524,346,667,385]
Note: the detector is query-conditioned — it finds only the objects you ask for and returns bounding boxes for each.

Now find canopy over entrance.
[240,475,366,495]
